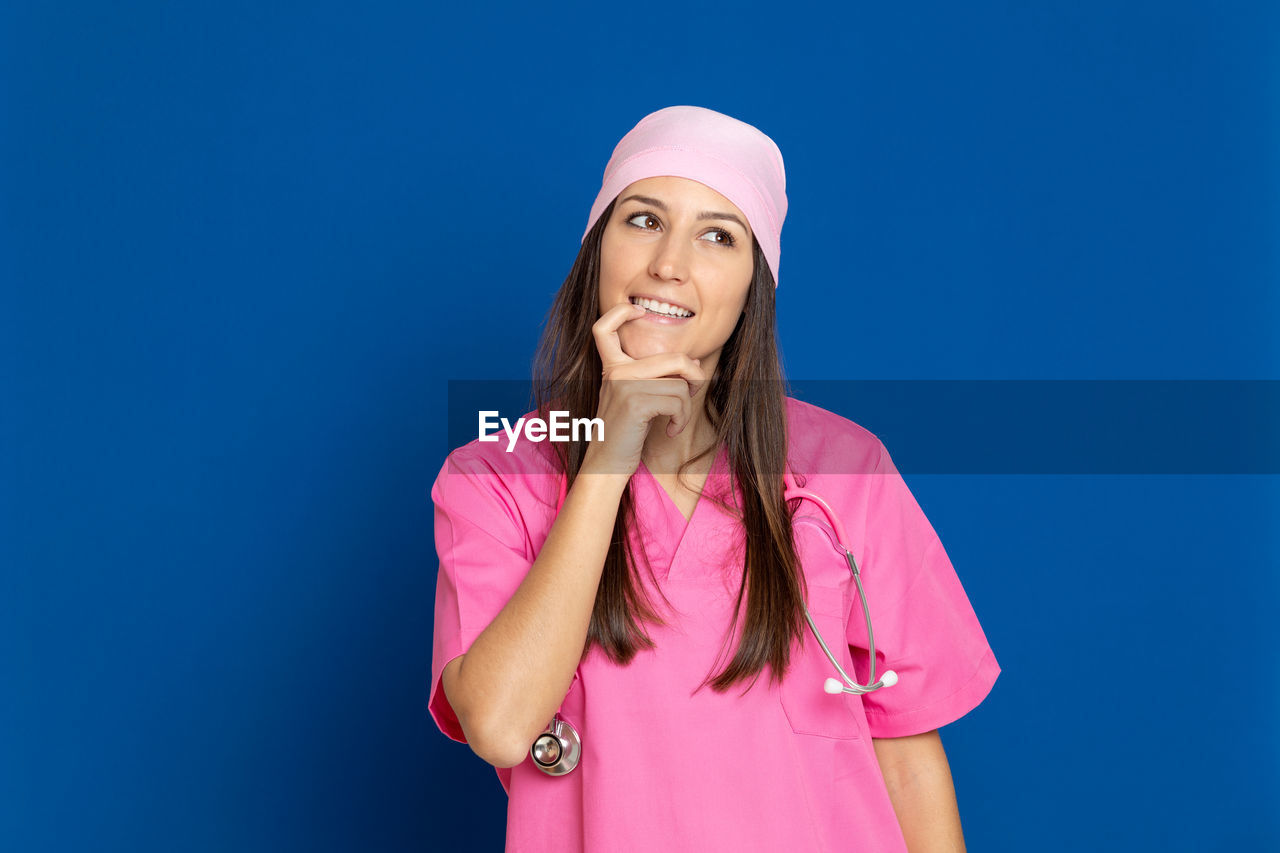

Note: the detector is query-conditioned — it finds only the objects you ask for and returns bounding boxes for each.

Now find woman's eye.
[701,229,735,247]
[625,213,659,230]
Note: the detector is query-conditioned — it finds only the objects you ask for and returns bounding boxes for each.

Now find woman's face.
[598,176,754,370]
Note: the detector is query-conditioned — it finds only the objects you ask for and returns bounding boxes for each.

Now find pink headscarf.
[580,105,788,288]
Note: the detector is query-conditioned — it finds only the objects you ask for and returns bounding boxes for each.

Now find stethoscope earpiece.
[823,669,898,695]
[532,714,581,776]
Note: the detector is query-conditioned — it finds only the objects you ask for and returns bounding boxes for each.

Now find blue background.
[3,2,1276,851]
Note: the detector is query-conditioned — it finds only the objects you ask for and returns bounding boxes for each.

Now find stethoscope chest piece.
[531,714,581,776]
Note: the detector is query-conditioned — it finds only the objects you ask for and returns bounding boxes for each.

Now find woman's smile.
[628,295,695,323]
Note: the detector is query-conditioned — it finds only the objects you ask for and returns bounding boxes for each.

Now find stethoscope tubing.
[783,470,896,695]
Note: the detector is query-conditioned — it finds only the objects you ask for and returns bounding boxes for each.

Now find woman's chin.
[619,331,686,361]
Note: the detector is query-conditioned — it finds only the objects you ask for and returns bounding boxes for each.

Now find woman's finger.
[592,302,647,370]
[611,351,707,397]
[618,387,692,440]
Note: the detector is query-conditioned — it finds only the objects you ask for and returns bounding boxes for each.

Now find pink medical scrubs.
[429,397,1000,852]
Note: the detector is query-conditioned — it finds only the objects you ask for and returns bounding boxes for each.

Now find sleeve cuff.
[864,648,1001,739]
[428,651,468,744]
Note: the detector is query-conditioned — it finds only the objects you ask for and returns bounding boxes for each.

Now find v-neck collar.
[633,444,737,581]
[637,443,728,521]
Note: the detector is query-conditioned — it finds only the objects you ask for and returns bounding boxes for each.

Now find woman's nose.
[648,233,691,282]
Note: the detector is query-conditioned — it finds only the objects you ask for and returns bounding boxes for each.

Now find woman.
[429,105,1000,851]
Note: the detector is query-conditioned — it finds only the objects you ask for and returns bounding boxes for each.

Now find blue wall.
[3,2,1276,850]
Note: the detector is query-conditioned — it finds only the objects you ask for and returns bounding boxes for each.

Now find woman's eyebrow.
[618,194,749,234]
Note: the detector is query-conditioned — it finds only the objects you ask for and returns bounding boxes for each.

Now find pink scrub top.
[429,397,1000,852]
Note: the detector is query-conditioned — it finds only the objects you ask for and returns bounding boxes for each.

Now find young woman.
[429,105,1000,851]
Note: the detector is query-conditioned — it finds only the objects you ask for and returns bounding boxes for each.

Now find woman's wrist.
[577,443,639,483]
[567,462,632,499]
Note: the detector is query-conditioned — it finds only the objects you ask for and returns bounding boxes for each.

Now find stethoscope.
[531,468,899,776]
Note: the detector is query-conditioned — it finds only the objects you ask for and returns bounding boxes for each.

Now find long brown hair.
[531,198,807,692]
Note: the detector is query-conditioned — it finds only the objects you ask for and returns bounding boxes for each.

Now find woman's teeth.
[630,297,693,318]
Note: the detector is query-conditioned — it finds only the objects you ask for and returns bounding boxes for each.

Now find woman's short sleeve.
[428,451,536,744]
[845,441,1001,738]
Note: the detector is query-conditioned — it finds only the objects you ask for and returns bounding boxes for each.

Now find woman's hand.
[582,302,708,477]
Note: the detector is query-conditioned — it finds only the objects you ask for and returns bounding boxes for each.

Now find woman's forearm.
[443,470,630,768]
[872,730,966,853]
